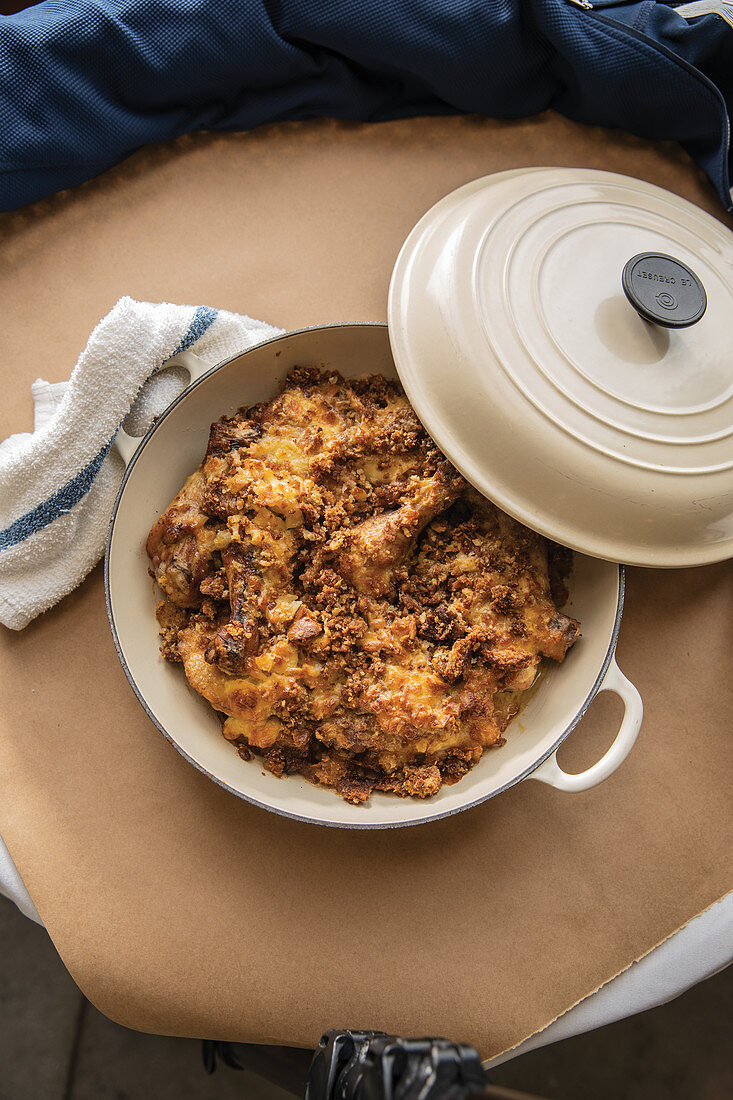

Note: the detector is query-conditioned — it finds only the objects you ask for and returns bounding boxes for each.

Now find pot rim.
[104,322,626,829]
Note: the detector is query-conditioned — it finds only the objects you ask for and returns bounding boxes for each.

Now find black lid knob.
[622,252,707,328]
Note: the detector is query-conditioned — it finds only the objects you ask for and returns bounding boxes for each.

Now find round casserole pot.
[105,323,642,829]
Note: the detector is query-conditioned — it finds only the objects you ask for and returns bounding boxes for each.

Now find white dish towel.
[0,296,282,630]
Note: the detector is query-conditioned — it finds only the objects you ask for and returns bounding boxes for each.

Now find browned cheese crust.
[147,369,580,804]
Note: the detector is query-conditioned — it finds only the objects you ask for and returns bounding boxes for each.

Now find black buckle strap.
[305,1029,488,1100]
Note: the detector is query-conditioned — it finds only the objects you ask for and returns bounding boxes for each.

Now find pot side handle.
[113,350,211,467]
[529,659,643,793]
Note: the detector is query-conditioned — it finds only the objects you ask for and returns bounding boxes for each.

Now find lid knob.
[622,252,707,329]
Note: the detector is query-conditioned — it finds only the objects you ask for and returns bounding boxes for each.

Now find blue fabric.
[0,0,731,211]
[170,305,218,355]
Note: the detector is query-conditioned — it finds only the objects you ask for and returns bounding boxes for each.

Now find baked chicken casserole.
[147,368,580,804]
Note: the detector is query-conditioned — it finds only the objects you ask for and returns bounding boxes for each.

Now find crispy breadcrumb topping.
[147,369,579,803]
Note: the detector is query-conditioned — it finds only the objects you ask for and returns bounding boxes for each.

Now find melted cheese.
[149,369,580,804]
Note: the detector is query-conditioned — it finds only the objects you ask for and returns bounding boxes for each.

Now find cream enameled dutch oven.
[106,325,640,828]
[107,168,733,828]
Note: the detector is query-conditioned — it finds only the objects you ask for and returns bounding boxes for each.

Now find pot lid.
[388,168,733,567]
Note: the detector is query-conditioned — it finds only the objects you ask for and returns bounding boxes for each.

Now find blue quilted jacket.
[0,0,731,211]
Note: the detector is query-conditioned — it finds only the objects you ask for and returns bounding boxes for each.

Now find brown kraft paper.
[0,113,731,1058]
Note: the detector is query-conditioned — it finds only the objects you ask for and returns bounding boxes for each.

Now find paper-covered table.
[0,114,731,1060]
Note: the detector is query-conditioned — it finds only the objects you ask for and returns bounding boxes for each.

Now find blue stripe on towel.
[170,305,218,355]
[0,441,111,551]
[0,304,218,553]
